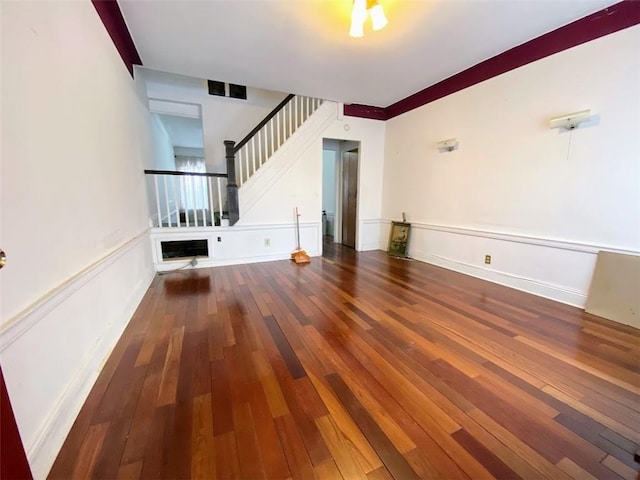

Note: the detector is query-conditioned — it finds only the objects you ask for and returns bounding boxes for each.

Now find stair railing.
[144,169,228,228]
[224,94,323,225]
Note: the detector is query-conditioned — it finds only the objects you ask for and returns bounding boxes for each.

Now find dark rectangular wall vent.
[207,80,226,96]
[229,84,247,100]
[161,239,208,260]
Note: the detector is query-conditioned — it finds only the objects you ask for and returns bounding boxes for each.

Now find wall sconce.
[549,109,592,130]
[350,0,388,38]
[437,138,459,152]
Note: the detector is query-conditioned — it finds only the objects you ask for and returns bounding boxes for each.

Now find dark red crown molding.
[343,104,389,120]
[92,0,142,77]
[346,0,640,121]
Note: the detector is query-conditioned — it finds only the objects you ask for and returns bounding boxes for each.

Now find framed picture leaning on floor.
[388,221,411,258]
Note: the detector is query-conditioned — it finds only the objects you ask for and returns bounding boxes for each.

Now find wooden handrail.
[233,94,295,153]
[144,169,228,178]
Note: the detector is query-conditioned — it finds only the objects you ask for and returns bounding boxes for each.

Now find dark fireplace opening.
[161,239,208,260]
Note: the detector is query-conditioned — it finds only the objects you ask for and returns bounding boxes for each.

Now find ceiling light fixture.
[350,0,388,37]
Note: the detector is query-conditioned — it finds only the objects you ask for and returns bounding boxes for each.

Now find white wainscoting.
[370,219,639,308]
[0,231,154,479]
[150,222,321,271]
[359,218,387,251]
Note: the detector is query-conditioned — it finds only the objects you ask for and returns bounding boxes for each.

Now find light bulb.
[349,20,364,37]
[352,0,367,21]
[370,4,388,31]
[350,0,367,37]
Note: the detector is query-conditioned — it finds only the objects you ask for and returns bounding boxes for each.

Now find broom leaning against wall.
[291,207,310,264]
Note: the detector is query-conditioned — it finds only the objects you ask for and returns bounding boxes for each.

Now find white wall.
[157,113,204,149]
[149,113,176,170]
[238,102,386,253]
[174,146,205,157]
[147,113,177,225]
[142,68,287,171]
[0,1,155,477]
[382,25,640,307]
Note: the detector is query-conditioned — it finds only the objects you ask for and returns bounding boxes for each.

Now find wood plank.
[325,372,420,480]
[115,461,143,480]
[274,413,317,480]
[140,405,173,479]
[210,358,234,435]
[69,422,109,479]
[601,454,640,480]
[156,326,185,406]
[306,370,383,473]
[451,428,521,480]
[556,457,598,480]
[214,431,241,480]
[248,381,291,480]
[252,349,290,418]
[233,401,266,478]
[191,393,216,480]
[263,314,307,379]
[315,459,344,480]
[316,415,369,480]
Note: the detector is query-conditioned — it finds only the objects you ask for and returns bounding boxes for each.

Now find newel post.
[224,140,239,226]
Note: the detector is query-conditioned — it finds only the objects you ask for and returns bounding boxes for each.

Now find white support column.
[175,176,182,228]
[163,175,171,227]
[201,176,206,227]
[208,177,214,226]
[252,137,257,176]
[217,177,223,222]
[277,113,281,150]
[182,176,190,227]
[153,175,162,228]
[289,102,293,137]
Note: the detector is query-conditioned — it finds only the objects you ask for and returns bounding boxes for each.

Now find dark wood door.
[341,150,358,248]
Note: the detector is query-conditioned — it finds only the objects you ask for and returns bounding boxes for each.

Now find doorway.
[321,139,360,253]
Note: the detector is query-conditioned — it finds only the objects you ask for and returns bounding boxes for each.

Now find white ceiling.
[120,0,617,107]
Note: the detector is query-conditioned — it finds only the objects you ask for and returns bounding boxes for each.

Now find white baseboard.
[360,241,385,251]
[414,251,587,307]
[0,231,154,479]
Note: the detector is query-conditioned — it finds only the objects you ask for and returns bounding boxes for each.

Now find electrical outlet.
[485,255,491,265]
[217,237,222,242]
[264,238,271,247]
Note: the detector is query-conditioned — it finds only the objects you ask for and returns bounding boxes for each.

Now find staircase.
[145,94,325,228]
[224,94,324,225]
[234,95,323,186]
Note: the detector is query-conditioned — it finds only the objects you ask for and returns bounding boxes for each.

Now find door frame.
[334,140,360,248]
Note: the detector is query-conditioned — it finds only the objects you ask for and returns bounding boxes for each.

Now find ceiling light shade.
[349,20,365,38]
[349,0,367,38]
[370,3,388,31]
[349,0,387,37]
[352,0,367,21]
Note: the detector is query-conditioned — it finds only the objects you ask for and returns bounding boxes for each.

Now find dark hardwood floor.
[49,244,640,479]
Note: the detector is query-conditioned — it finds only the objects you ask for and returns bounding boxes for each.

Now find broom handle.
[295,207,301,250]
